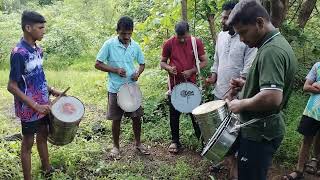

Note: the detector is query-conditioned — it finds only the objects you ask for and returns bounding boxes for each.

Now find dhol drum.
[192,100,229,144]
[171,82,202,113]
[201,113,240,165]
[49,96,85,146]
[117,83,142,112]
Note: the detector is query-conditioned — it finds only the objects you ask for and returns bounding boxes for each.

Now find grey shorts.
[107,92,143,121]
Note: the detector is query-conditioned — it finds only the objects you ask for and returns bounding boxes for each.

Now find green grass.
[0,67,309,178]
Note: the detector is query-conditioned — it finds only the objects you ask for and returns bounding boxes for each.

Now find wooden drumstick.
[51,87,70,106]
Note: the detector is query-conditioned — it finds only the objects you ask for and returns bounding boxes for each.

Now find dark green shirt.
[239,30,298,142]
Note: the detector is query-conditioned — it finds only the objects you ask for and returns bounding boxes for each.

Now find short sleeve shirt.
[96,37,145,93]
[9,39,49,122]
[239,30,298,142]
[162,36,205,88]
[303,62,320,121]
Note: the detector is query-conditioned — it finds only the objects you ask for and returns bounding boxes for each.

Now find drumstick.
[51,87,70,106]
[222,87,232,98]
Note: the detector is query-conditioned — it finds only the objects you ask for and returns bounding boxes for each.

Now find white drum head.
[171,82,202,113]
[192,100,226,115]
[117,83,142,112]
[51,96,85,122]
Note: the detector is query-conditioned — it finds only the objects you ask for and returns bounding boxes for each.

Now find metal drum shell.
[192,101,229,144]
[201,114,239,165]
[48,96,85,146]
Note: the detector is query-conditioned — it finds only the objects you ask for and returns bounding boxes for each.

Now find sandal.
[110,147,121,160]
[41,166,55,179]
[135,144,150,155]
[305,158,318,174]
[168,142,181,154]
[282,170,303,180]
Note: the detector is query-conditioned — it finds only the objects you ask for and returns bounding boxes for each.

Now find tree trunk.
[207,13,216,45]
[181,0,188,21]
[260,0,288,28]
[297,0,317,28]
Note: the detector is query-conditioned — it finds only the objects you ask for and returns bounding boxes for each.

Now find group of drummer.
[94,1,297,180]
[8,0,300,180]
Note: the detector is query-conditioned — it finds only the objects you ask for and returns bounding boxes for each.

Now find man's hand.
[131,72,140,81]
[312,82,320,91]
[33,103,51,115]
[50,88,64,97]
[205,73,217,86]
[117,68,126,77]
[181,68,195,79]
[167,66,177,75]
[225,99,243,113]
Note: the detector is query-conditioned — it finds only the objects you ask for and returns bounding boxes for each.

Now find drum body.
[192,100,229,143]
[201,113,240,165]
[117,83,142,112]
[49,96,85,146]
[171,82,202,113]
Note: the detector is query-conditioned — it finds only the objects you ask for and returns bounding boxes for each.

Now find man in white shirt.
[207,1,257,100]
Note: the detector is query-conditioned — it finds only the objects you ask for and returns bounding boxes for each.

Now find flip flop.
[41,166,56,179]
[305,158,318,174]
[168,143,180,154]
[110,147,121,160]
[282,170,303,180]
[135,144,150,155]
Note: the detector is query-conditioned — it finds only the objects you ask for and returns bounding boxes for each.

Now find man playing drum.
[225,1,298,180]
[160,21,208,153]
[205,1,257,178]
[7,11,63,180]
[95,16,150,158]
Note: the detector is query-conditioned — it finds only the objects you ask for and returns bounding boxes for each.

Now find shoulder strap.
[191,36,202,90]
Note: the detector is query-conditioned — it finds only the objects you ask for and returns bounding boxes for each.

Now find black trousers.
[168,97,201,144]
[237,136,283,180]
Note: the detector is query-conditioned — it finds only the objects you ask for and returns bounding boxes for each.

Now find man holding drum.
[225,0,298,180]
[160,21,208,153]
[95,16,149,159]
[205,1,257,178]
[7,11,63,179]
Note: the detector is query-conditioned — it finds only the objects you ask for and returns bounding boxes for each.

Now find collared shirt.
[162,36,205,88]
[303,62,320,121]
[211,31,257,99]
[239,30,298,142]
[9,38,49,122]
[96,37,145,93]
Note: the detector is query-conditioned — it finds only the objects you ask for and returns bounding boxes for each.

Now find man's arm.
[95,60,126,77]
[160,56,177,75]
[227,89,282,113]
[303,79,320,93]
[241,47,257,78]
[7,80,50,114]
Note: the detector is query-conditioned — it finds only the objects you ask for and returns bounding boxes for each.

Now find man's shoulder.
[11,45,28,57]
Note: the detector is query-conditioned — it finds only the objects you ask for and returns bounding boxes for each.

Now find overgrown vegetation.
[0,0,320,179]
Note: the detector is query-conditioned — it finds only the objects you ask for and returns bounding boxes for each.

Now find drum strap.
[191,36,203,90]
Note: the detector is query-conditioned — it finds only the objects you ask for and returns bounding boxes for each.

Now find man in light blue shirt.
[95,16,149,158]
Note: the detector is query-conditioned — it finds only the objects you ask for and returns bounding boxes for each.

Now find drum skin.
[171,82,202,113]
[117,83,142,112]
[192,100,229,144]
[201,113,240,165]
[48,96,85,146]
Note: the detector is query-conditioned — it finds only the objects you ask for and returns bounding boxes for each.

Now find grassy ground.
[0,69,316,179]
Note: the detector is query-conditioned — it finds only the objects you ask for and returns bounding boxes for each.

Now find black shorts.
[21,115,50,135]
[297,115,320,136]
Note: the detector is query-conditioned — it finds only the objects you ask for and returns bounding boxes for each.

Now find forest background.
[0,0,319,179]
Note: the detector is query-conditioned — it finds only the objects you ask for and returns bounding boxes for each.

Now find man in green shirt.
[225,0,298,180]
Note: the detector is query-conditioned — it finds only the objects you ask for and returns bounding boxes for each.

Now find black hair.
[227,0,270,26]
[175,21,189,36]
[116,16,134,31]
[222,0,238,11]
[21,10,46,31]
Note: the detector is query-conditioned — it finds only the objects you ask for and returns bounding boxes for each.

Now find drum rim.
[51,96,85,122]
[117,83,142,112]
[192,100,226,115]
